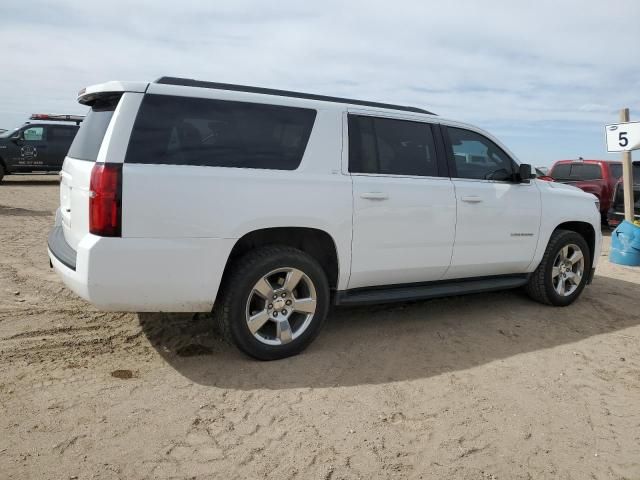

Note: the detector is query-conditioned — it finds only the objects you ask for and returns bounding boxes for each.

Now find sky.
[1,0,639,167]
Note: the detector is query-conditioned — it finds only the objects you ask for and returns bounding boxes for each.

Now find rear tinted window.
[67,95,121,161]
[580,164,602,180]
[125,95,316,170]
[550,164,570,179]
[348,115,439,176]
[551,163,602,181]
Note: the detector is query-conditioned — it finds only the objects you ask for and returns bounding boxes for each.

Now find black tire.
[0,163,5,183]
[525,229,591,306]
[213,246,330,360]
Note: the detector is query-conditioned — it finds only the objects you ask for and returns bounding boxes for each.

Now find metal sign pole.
[620,108,635,223]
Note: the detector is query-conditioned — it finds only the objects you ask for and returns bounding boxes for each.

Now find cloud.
[0,0,638,164]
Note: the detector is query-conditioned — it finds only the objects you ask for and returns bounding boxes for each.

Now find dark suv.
[0,114,83,183]
[607,161,640,227]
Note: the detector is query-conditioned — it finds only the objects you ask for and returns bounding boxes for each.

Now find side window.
[447,127,515,181]
[22,126,45,141]
[49,126,78,141]
[126,95,316,170]
[348,115,438,177]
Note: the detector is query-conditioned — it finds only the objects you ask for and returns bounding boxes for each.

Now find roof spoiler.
[30,113,85,125]
[77,81,149,105]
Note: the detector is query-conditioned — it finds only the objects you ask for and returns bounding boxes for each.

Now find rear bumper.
[48,226,236,312]
[48,226,77,270]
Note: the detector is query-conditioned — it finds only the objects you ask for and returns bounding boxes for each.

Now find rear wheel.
[0,163,5,183]
[525,229,591,306]
[214,246,329,360]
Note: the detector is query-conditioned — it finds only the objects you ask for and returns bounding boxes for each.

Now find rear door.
[348,112,456,289]
[443,125,541,279]
[47,125,78,169]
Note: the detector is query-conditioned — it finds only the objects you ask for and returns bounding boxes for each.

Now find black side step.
[334,275,529,306]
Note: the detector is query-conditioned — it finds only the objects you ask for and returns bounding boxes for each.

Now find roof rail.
[155,77,435,115]
[30,114,85,125]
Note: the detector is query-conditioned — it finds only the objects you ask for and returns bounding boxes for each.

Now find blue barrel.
[610,220,640,266]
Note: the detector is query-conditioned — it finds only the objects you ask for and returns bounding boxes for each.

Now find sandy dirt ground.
[0,174,639,480]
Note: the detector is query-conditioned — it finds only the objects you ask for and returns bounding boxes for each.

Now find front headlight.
[595,200,600,212]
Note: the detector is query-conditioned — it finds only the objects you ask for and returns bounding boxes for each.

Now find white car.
[48,77,602,360]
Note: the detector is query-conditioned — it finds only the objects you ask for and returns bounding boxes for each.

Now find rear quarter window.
[125,94,317,170]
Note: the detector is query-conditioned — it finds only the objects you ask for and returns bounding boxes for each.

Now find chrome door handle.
[360,192,389,200]
[461,196,482,203]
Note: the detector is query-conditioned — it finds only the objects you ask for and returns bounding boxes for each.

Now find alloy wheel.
[551,244,585,297]
[245,267,317,346]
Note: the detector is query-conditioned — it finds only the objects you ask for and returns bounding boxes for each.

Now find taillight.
[89,163,122,237]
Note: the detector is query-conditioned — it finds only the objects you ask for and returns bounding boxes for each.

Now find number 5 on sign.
[605,121,640,152]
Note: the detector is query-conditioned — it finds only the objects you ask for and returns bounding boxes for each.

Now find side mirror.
[518,163,532,183]
[10,132,23,145]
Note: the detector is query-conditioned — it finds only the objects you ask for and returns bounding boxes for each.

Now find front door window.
[448,127,515,181]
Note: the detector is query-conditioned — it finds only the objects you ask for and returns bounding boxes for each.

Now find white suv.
[48,77,602,360]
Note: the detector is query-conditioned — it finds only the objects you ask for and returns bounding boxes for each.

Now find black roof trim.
[155,77,435,115]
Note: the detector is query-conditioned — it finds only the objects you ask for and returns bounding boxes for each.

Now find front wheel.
[214,246,330,360]
[525,229,591,306]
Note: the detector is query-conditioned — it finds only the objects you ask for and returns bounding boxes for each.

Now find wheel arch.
[553,221,595,265]
[220,227,341,293]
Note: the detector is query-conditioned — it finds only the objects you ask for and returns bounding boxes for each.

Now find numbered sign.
[605,121,640,152]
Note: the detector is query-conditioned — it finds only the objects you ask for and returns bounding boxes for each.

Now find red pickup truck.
[548,159,622,222]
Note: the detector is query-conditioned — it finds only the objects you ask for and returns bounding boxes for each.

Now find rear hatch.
[61,94,122,250]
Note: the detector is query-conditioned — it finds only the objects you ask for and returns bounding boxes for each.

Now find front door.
[348,113,456,289]
[442,125,541,279]
[15,125,49,169]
